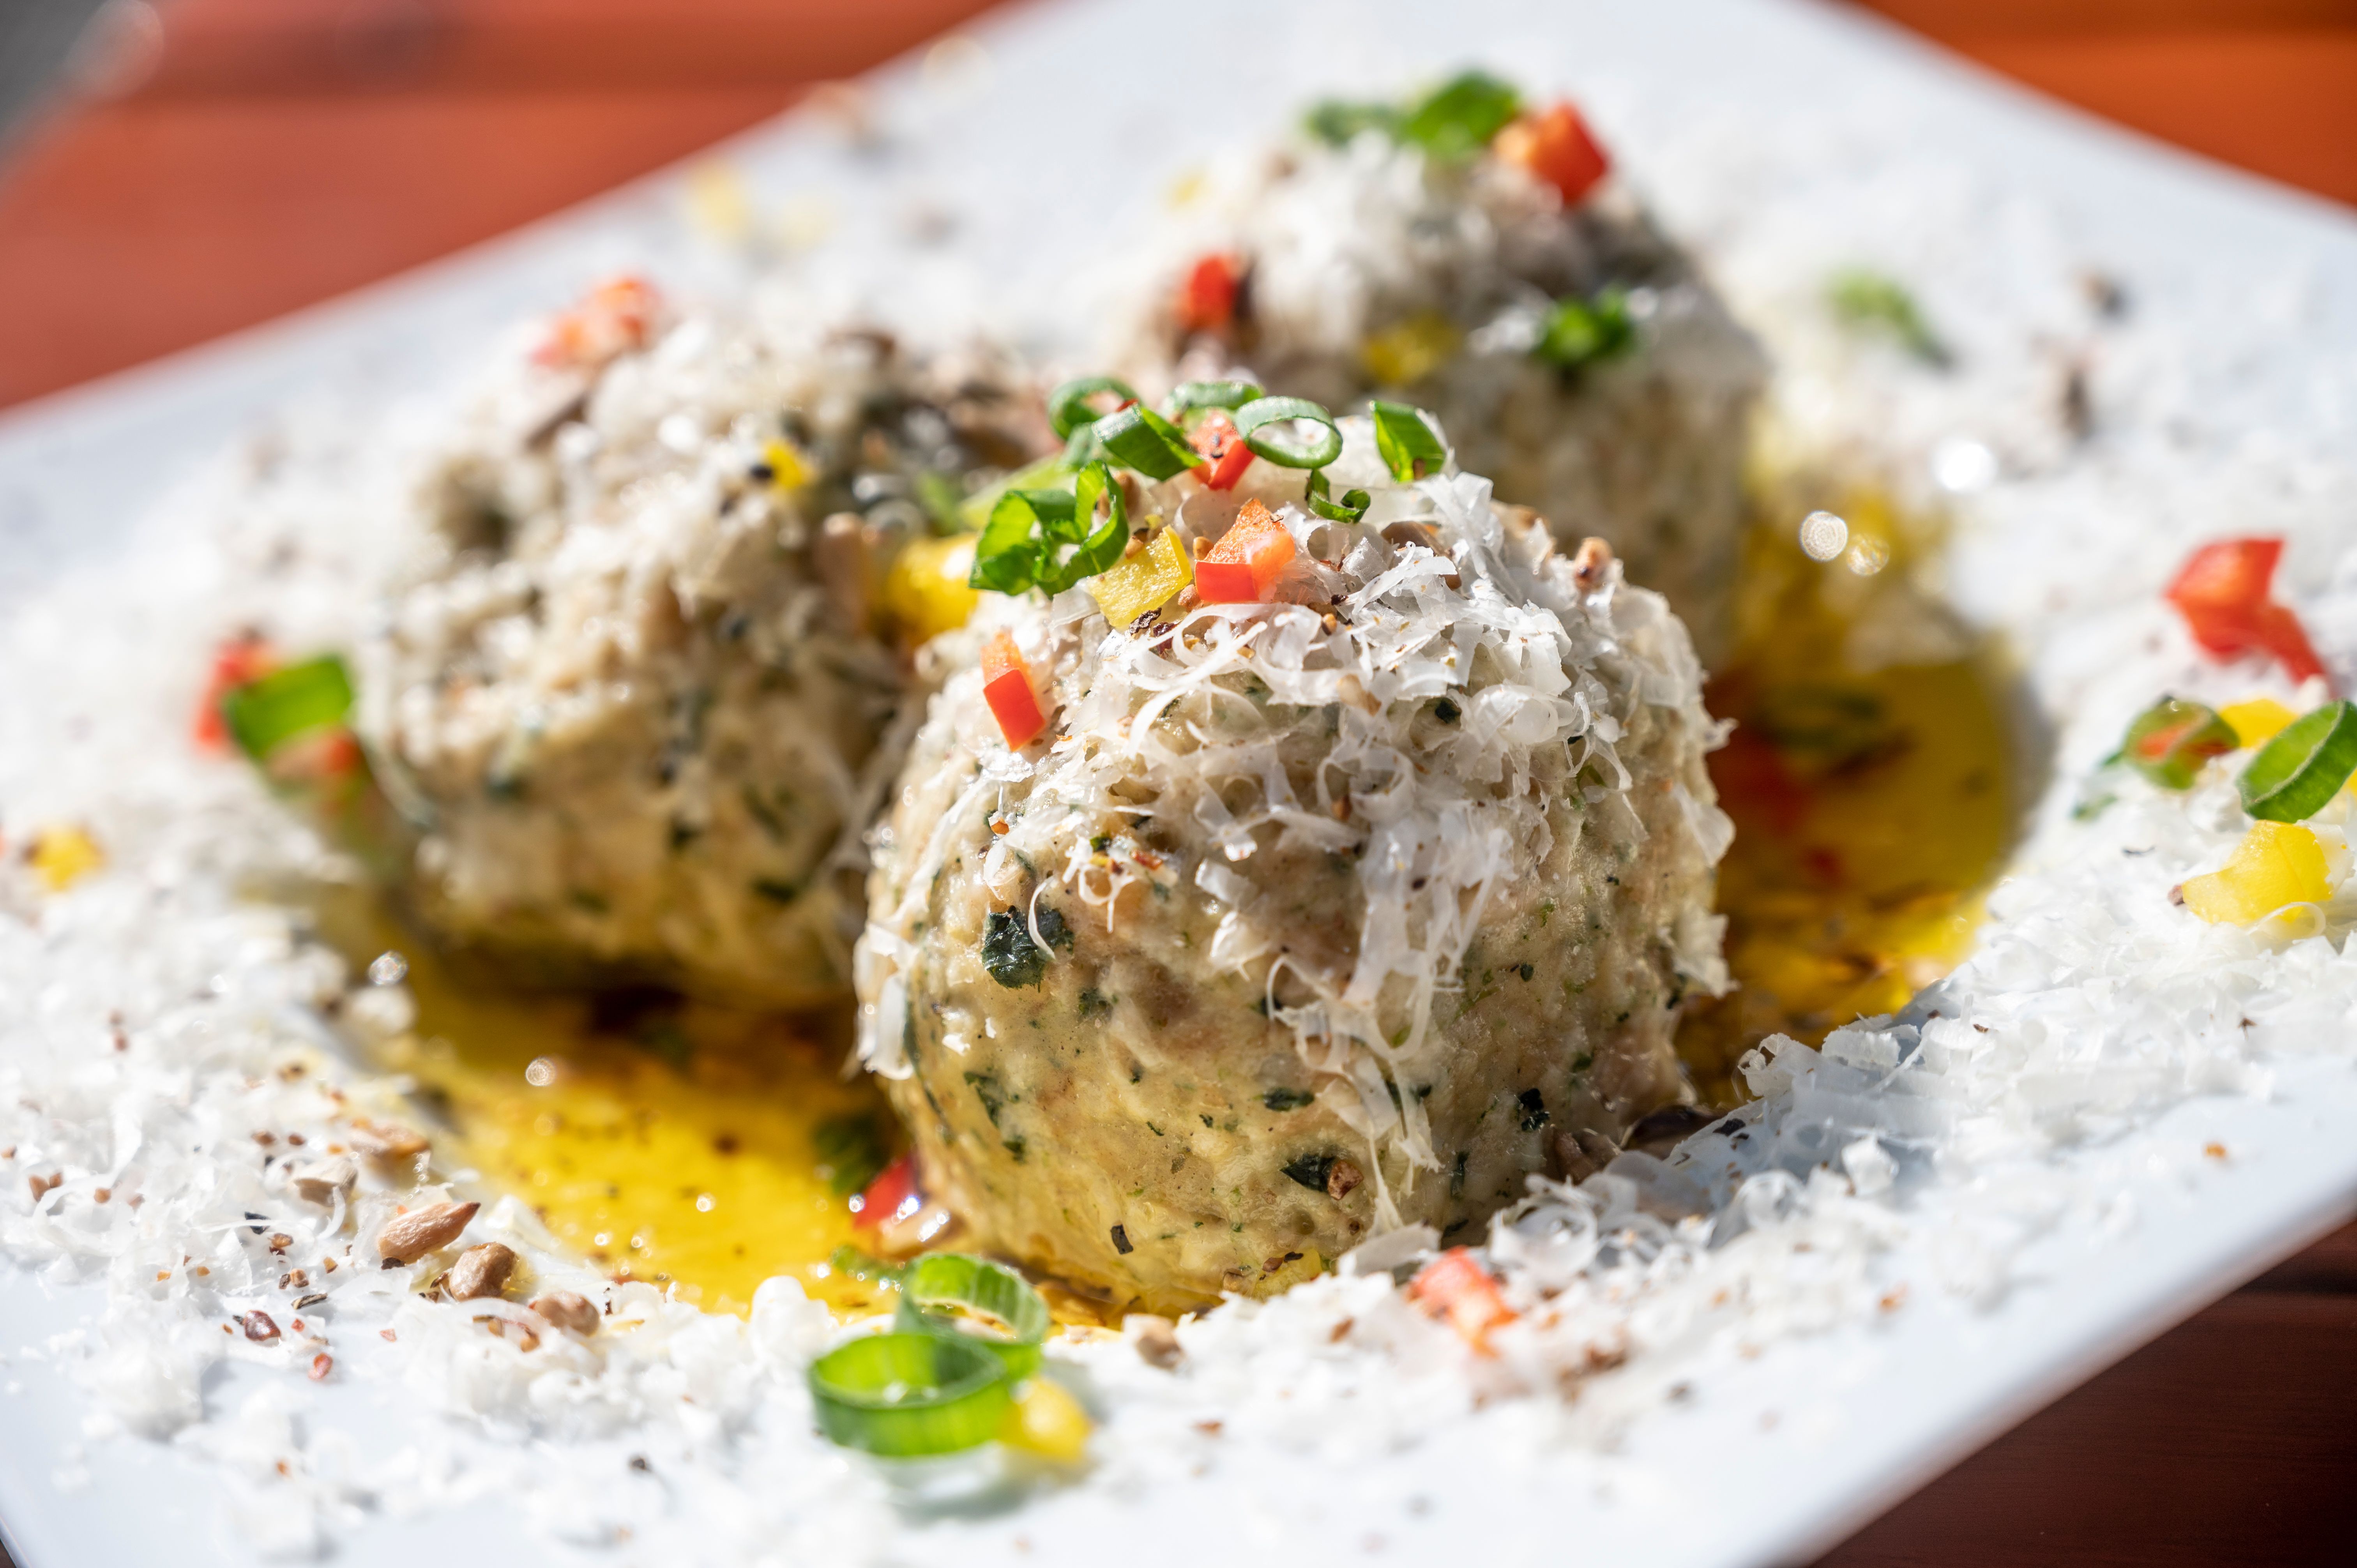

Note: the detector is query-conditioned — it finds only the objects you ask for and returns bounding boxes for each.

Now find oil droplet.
[1798,510,1848,561]
[524,1057,557,1087]
[368,951,408,987]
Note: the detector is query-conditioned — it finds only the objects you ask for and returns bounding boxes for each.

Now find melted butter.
[316,893,901,1318]
[1677,484,2018,1106]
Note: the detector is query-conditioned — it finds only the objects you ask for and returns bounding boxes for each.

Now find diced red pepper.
[2165,538,2326,687]
[850,1153,917,1230]
[1408,1247,1517,1353]
[982,630,1050,749]
[1495,102,1611,207]
[194,633,278,750]
[533,274,662,369]
[1175,252,1243,336]
[1193,500,1297,604]
[1188,410,1254,491]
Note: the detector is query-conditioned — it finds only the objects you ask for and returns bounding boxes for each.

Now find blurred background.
[0,0,2354,413]
[0,1,2352,1564]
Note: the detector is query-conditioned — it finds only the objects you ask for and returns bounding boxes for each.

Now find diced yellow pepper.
[2219,697,2298,750]
[2180,820,2330,925]
[881,533,981,643]
[998,1376,1091,1463]
[30,826,102,892]
[1088,528,1193,628]
[762,438,811,493]
[1360,311,1462,387]
[684,160,752,245]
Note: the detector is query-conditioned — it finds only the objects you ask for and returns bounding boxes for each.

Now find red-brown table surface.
[1,4,2353,1564]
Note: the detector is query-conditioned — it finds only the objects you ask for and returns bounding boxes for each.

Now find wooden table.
[0,3,2353,1563]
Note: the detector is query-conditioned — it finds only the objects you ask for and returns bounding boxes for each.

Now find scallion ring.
[1233,396,1341,470]
[2116,697,2237,791]
[968,464,1126,596]
[894,1252,1050,1380]
[1166,380,1263,415]
[807,1331,1012,1457]
[2239,700,2357,823]
[1370,401,1447,483]
[970,487,1067,594]
[1057,460,1130,590]
[1092,404,1200,482]
[1305,470,1371,523]
[224,654,355,763]
[1398,71,1521,161]
[1048,376,1140,441]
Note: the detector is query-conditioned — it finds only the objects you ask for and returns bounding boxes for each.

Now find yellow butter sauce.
[1677,482,2018,1106]
[315,893,902,1318]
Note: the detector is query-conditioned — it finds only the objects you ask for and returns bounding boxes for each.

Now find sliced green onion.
[1093,404,1200,481]
[224,655,354,763]
[2240,700,2357,822]
[1058,461,1129,590]
[968,463,1127,597]
[1233,397,1341,470]
[1304,98,1401,147]
[807,1331,1011,1457]
[1306,470,1370,523]
[1370,401,1447,482]
[957,452,1071,532]
[914,471,966,535]
[894,1253,1049,1380]
[1048,377,1140,441]
[1535,287,1635,372]
[2116,697,2237,790]
[970,487,1069,594]
[1827,269,1950,367]
[1166,380,1262,415]
[1398,71,1521,161]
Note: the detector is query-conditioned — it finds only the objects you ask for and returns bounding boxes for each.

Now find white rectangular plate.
[3,2,2354,1565]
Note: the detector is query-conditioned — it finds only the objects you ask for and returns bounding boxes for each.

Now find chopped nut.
[346,1119,428,1160]
[293,1292,327,1310]
[530,1291,600,1336]
[241,1311,281,1343]
[447,1241,518,1301]
[93,1187,110,1204]
[375,1200,479,1264]
[1326,1159,1363,1201]
[27,1172,60,1202]
[1129,1315,1183,1370]
[268,1233,293,1253]
[486,1318,541,1352]
[290,1156,356,1204]
[1570,536,1613,591]
[308,1353,333,1382]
